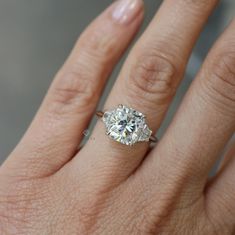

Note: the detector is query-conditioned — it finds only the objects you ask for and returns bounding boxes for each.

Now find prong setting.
[100,105,153,146]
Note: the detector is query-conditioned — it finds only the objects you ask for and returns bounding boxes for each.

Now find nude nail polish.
[112,0,143,24]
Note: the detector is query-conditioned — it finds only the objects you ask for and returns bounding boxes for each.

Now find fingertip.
[111,0,144,25]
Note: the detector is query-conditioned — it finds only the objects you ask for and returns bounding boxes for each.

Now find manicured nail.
[112,0,143,24]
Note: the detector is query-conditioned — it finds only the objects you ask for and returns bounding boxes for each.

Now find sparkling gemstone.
[102,105,152,146]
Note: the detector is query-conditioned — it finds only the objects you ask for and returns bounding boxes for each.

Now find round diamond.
[102,105,152,145]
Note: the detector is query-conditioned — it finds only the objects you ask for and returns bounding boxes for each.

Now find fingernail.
[112,0,143,24]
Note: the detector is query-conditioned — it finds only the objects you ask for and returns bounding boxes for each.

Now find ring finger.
[74,0,219,183]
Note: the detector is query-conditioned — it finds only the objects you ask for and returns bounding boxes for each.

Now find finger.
[216,134,235,172]
[139,19,235,204]
[205,138,235,227]
[2,0,144,178]
[74,0,218,185]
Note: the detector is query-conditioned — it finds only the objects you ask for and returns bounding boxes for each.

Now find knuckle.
[0,180,44,233]
[80,29,118,62]
[49,69,97,115]
[64,194,108,234]
[212,52,235,84]
[203,52,235,113]
[126,53,178,106]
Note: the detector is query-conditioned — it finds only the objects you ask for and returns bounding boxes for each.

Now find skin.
[0,0,235,234]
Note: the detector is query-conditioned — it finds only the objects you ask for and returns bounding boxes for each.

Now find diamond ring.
[96,104,157,146]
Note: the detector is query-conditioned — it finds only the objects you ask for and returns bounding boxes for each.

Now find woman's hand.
[1,0,235,234]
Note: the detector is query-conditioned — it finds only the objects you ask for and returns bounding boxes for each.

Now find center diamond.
[102,105,152,146]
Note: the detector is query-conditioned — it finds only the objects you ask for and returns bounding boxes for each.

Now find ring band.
[96,105,158,146]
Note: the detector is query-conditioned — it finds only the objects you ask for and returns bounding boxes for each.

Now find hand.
[1,0,235,234]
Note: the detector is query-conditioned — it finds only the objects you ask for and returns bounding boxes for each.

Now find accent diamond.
[102,105,152,146]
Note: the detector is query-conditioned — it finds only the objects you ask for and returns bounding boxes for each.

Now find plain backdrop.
[0,0,234,163]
